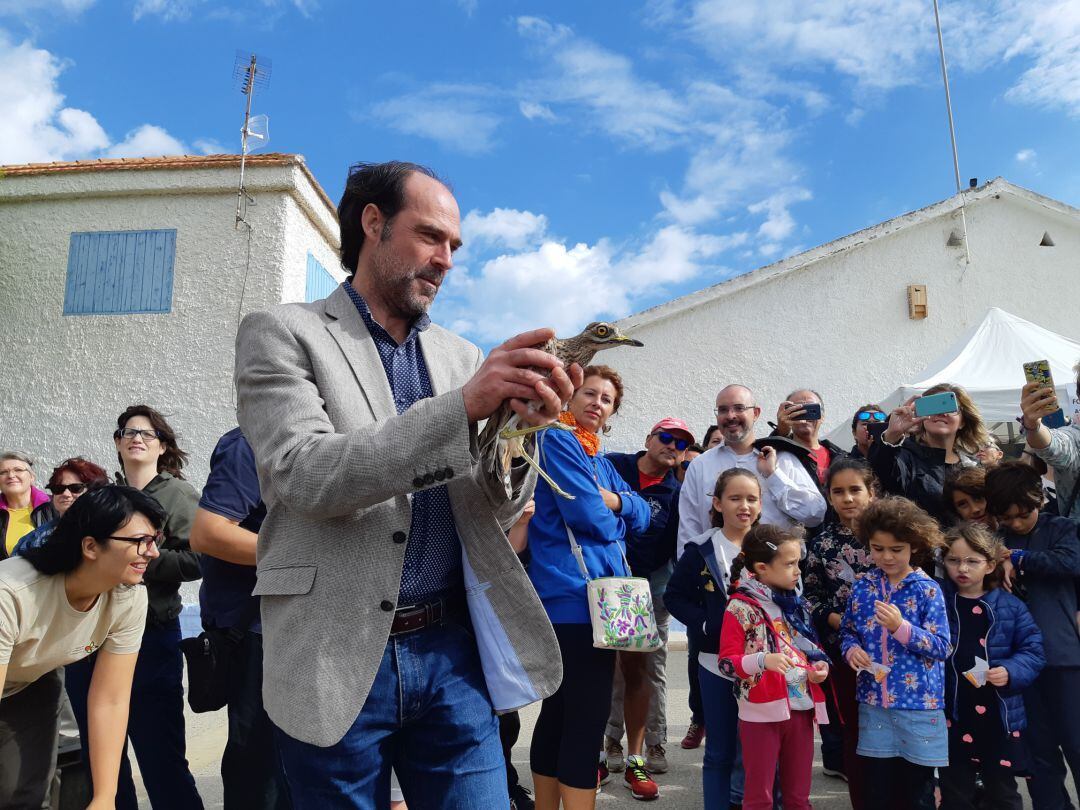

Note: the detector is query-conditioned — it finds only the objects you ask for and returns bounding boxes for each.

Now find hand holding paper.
[963,656,990,687]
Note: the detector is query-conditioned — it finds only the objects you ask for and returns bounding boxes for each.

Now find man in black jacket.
[603,418,693,784]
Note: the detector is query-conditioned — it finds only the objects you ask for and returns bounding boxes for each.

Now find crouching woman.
[0,486,162,809]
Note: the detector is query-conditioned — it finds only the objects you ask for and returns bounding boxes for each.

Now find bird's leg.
[513,447,576,500]
[500,420,574,440]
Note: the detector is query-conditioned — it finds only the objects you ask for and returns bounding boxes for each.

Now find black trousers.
[687,632,704,725]
[530,623,616,790]
[1025,668,1080,810]
[0,669,62,810]
[939,758,1023,810]
[499,711,521,791]
[861,756,936,810]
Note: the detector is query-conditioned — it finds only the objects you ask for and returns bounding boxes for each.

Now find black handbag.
[179,601,259,713]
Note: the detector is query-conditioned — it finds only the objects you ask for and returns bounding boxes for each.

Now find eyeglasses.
[103,532,163,555]
[652,431,690,451]
[49,482,88,495]
[857,411,888,422]
[943,556,989,570]
[0,467,30,478]
[714,405,755,417]
[114,428,161,442]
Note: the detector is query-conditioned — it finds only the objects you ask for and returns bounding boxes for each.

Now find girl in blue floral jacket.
[839,496,952,810]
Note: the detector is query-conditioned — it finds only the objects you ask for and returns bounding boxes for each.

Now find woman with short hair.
[0,486,163,809]
[0,451,51,559]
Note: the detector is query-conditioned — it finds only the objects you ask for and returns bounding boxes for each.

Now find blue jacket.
[840,567,952,710]
[1002,512,1080,667]
[942,581,1044,733]
[528,429,650,624]
[606,451,681,576]
[664,533,728,656]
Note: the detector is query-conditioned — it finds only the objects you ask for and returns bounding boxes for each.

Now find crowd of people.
[2,159,1080,810]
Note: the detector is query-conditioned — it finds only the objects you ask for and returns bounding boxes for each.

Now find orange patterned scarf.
[558,411,601,457]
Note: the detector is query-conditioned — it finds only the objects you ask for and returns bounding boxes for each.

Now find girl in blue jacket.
[839,496,952,810]
[939,522,1045,810]
[527,365,650,805]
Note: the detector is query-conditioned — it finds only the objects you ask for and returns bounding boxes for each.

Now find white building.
[0,153,343,486]
[607,178,1080,452]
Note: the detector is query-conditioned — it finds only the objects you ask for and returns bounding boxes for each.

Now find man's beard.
[369,245,444,320]
[722,422,753,445]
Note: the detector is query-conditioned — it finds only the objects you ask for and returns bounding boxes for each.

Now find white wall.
[606,189,1080,454]
[0,163,338,488]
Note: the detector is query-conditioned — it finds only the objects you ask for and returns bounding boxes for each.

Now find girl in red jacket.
[719,525,830,810]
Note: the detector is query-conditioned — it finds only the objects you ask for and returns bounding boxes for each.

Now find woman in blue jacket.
[528,365,650,809]
[939,522,1045,809]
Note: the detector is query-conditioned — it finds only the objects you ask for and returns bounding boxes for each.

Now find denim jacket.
[840,567,951,710]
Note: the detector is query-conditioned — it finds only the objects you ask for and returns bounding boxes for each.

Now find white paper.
[963,656,990,688]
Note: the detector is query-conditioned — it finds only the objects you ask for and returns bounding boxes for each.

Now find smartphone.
[792,402,822,421]
[1023,360,1067,429]
[914,391,958,417]
[867,422,889,440]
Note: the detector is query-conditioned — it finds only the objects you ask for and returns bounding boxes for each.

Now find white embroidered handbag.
[566,526,662,652]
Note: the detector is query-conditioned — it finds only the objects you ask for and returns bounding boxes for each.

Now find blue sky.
[2,0,1078,348]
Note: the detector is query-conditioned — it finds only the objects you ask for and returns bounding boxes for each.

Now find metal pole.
[932,0,962,194]
[235,56,256,228]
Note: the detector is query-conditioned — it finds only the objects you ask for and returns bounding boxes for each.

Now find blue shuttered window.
[64,229,176,315]
[305,252,337,302]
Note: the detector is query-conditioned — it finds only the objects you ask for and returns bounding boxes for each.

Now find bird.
[478,321,644,500]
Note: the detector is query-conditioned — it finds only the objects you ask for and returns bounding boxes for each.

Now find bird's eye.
[596,326,608,336]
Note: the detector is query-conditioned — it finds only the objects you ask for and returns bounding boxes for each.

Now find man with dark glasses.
[850,404,888,459]
[604,418,696,785]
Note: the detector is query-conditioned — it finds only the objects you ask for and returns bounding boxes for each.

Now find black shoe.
[510,784,534,810]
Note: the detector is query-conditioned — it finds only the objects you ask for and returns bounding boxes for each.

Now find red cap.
[650,417,695,444]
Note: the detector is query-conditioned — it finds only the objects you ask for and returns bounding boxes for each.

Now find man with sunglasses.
[603,418,695,786]
[850,404,888,460]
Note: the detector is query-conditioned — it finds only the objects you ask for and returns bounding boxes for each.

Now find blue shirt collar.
[342,282,430,344]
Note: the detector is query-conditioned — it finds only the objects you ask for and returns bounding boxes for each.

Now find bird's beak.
[616,335,644,347]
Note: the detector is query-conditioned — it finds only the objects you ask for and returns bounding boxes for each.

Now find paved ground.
[134,647,1059,809]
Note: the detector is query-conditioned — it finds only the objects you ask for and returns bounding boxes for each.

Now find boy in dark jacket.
[987,461,1080,810]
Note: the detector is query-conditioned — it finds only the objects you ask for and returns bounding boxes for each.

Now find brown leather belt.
[390,595,465,636]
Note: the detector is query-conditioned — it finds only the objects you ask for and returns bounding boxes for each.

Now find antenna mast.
[233,51,272,228]
[932,0,962,195]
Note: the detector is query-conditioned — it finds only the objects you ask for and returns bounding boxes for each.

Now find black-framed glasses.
[114,428,161,442]
[103,532,163,555]
[49,482,88,495]
[714,404,754,417]
[857,411,887,422]
[652,431,690,451]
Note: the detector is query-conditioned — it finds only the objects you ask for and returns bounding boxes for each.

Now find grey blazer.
[234,285,562,747]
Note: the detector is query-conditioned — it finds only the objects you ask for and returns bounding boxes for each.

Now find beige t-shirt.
[0,557,147,698]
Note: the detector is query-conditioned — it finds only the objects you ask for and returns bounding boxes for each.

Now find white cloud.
[463,208,549,251]
[0,32,206,165]
[104,124,187,158]
[457,0,478,16]
[133,0,202,21]
[1003,0,1080,116]
[519,100,556,122]
[193,137,227,154]
[371,84,501,155]
[1015,148,1037,163]
[748,188,813,242]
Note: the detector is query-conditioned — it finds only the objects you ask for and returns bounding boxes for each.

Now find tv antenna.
[233,51,272,229]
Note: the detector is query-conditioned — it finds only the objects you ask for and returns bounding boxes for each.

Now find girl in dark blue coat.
[940,522,1045,810]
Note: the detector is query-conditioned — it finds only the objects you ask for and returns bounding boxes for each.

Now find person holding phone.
[869,383,986,526]
[850,405,888,459]
[1021,357,1080,521]
[771,389,848,487]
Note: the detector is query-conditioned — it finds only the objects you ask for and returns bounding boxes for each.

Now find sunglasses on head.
[653,431,690,451]
[857,411,887,422]
[49,482,88,495]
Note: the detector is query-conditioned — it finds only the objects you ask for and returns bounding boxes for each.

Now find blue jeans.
[65,619,203,810]
[274,619,505,809]
[699,664,738,808]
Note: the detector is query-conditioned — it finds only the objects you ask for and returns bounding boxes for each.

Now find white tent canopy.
[826,308,1080,443]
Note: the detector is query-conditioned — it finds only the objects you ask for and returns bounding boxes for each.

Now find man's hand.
[883,397,921,444]
[1000,557,1015,592]
[775,401,805,437]
[987,666,1010,687]
[462,329,581,425]
[513,499,536,528]
[874,600,904,633]
[808,660,829,684]
[827,612,843,631]
[756,446,778,478]
[598,487,622,512]
[1020,381,1059,428]
[846,646,872,670]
